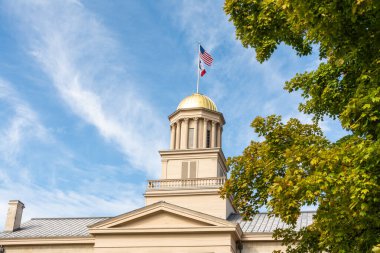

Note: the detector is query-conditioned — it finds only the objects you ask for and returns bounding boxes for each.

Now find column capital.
[211,120,217,126]
[193,117,199,121]
[183,118,189,123]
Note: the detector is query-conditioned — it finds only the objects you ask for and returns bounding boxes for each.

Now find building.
[0,93,314,253]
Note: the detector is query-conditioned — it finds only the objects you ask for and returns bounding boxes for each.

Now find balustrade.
[147,177,226,190]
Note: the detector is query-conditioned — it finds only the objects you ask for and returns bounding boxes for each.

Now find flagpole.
[196,43,200,94]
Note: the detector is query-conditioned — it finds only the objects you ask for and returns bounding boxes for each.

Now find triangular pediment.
[89,201,236,233]
[112,210,211,228]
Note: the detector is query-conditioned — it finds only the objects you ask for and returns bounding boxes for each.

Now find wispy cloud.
[6,0,166,176]
[0,79,48,163]
[171,1,230,51]
[0,78,145,227]
[0,180,144,228]
[0,0,169,228]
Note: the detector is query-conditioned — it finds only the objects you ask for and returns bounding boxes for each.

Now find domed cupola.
[168,93,225,150]
[177,93,218,112]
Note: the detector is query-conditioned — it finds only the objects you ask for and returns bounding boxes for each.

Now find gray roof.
[0,217,108,239]
[0,212,315,239]
[228,212,315,233]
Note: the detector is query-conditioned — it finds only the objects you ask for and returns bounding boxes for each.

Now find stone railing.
[146,177,226,190]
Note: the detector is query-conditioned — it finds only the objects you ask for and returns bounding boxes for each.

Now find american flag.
[199,45,213,66]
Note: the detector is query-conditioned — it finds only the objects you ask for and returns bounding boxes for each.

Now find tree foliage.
[221,0,380,252]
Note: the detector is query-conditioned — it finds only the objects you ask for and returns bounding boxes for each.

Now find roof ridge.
[31,217,111,220]
[230,211,316,216]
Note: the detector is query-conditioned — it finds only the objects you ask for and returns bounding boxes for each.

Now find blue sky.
[0,0,346,226]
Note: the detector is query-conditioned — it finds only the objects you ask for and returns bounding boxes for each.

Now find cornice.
[168,108,226,125]
[159,148,226,162]
[89,226,238,235]
[0,237,94,246]
[241,232,279,241]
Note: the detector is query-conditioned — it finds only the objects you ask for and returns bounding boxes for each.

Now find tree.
[221,0,380,252]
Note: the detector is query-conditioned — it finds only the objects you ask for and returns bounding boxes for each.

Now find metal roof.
[0,212,315,239]
[228,212,315,233]
[0,217,108,239]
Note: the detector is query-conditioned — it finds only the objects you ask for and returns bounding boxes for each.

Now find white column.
[175,120,181,149]
[217,123,221,148]
[182,118,189,149]
[211,121,216,148]
[193,117,198,149]
[170,124,175,150]
[220,126,223,148]
[203,119,208,148]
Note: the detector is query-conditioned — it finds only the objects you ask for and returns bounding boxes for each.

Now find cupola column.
[181,118,189,149]
[170,124,175,150]
[193,118,199,149]
[216,124,221,147]
[211,121,217,148]
[217,126,222,148]
[203,119,208,148]
[175,120,181,149]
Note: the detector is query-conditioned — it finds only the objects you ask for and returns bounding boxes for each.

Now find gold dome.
[177,93,217,111]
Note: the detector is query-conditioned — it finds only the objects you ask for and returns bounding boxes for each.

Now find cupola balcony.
[146,177,226,191]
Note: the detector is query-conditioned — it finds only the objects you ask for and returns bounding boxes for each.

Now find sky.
[0,0,347,227]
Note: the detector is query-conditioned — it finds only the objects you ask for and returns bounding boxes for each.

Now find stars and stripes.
[196,44,213,92]
[199,45,213,66]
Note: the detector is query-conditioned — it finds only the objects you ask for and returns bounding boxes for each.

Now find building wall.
[145,193,232,219]
[93,246,232,253]
[242,241,286,253]
[165,157,218,179]
[1,238,288,253]
[3,244,93,253]
[93,233,236,253]
[2,240,286,253]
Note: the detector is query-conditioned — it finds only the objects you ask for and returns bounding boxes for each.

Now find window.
[181,162,188,179]
[206,130,211,148]
[189,161,196,178]
[181,161,197,178]
[188,128,194,148]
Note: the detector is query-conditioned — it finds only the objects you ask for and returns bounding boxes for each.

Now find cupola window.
[206,130,211,148]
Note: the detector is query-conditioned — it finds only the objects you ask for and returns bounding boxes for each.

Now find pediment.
[112,210,211,228]
[89,201,235,232]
